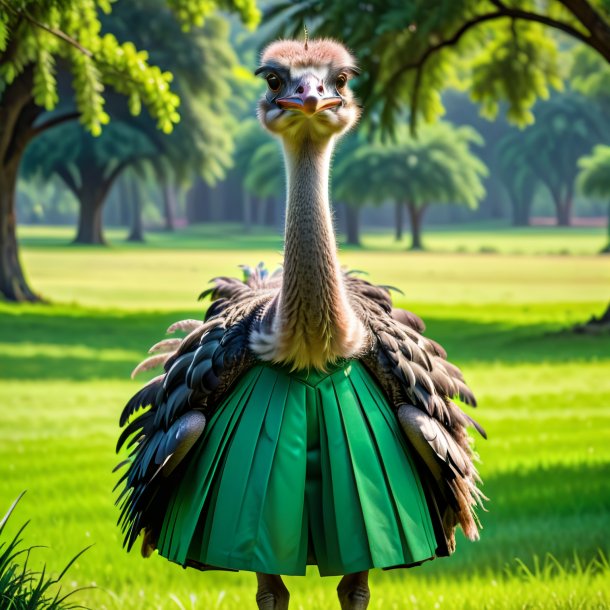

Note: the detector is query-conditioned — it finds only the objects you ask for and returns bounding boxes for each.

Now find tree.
[494,131,538,226]
[531,94,607,225]
[22,10,242,245]
[243,140,284,227]
[388,123,487,250]
[333,134,389,246]
[104,3,241,209]
[570,46,610,326]
[578,145,610,253]
[494,93,607,226]
[267,0,609,132]
[234,119,284,231]
[334,123,487,250]
[442,90,514,223]
[124,169,146,242]
[574,143,610,331]
[0,0,258,301]
[571,45,610,108]
[23,120,156,243]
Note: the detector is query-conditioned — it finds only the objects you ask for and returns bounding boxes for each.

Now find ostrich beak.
[276,75,341,115]
[277,95,342,115]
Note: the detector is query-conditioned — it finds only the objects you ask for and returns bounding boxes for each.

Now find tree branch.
[0,0,93,58]
[393,10,506,133]
[490,0,593,47]
[556,0,610,61]
[56,166,79,196]
[104,157,137,191]
[0,1,176,117]
[394,1,599,132]
[394,11,504,84]
[0,68,34,164]
[26,111,80,142]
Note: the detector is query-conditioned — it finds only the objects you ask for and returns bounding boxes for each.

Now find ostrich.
[116,38,485,610]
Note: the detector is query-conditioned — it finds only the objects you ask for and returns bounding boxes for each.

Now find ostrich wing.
[345,272,486,549]
[116,266,278,552]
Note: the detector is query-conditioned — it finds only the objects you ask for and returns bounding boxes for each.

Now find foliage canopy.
[0,0,259,135]
[266,0,610,132]
[335,122,487,210]
[578,145,610,199]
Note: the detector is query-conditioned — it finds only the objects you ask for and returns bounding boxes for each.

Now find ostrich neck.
[274,137,363,369]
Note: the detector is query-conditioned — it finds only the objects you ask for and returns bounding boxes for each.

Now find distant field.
[17,220,609,255]
[16,223,610,309]
[19,222,608,256]
[1,225,609,609]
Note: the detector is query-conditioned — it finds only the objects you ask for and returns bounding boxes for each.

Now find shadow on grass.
[425,316,610,366]
[0,307,190,381]
[408,461,610,578]
[1,305,608,381]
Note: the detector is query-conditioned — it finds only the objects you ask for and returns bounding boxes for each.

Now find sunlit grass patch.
[1,227,608,608]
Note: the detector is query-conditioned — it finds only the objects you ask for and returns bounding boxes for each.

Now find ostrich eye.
[266,73,281,92]
[336,73,348,90]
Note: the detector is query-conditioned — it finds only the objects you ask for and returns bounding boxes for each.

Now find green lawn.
[1,224,609,609]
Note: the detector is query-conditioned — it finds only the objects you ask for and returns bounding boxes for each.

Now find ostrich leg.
[337,571,370,610]
[256,573,290,610]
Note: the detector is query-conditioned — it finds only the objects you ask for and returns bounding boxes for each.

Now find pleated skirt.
[157,360,438,576]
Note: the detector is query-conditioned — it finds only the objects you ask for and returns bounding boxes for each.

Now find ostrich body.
[116,39,485,609]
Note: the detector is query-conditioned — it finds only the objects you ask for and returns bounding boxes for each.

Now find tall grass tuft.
[0,492,90,610]
[510,550,610,582]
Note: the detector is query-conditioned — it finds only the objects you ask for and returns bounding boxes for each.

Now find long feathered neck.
[272,136,364,370]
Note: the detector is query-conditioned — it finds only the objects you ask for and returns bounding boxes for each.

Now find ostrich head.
[256,38,360,145]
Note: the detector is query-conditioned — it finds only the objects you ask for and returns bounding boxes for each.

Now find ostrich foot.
[337,571,370,610]
[256,572,290,610]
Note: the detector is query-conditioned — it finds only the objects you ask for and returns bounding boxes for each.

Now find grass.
[1,224,609,609]
[17,220,609,255]
[0,493,90,609]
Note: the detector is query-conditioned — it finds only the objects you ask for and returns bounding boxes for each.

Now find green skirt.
[157,360,438,576]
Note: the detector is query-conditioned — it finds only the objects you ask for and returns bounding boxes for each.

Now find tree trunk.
[556,198,572,226]
[186,179,211,223]
[489,180,505,220]
[0,70,42,301]
[406,202,427,250]
[74,188,107,244]
[117,177,131,227]
[394,201,403,240]
[276,197,285,232]
[512,199,531,226]
[127,176,145,242]
[256,197,266,226]
[0,161,40,301]
[550,185,573,227]
[162,183,176,231]
[344,204,360,246]
[243,189,252,233]
[264,197,276,226]
[72,159,128,245]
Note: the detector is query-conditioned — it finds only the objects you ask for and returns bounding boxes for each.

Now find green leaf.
[0,10,9,53]
[33,47,58,110]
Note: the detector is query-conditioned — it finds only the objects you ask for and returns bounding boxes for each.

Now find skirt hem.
[170,553,438,577]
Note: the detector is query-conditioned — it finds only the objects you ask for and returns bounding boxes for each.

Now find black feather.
[120,381,162,427]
